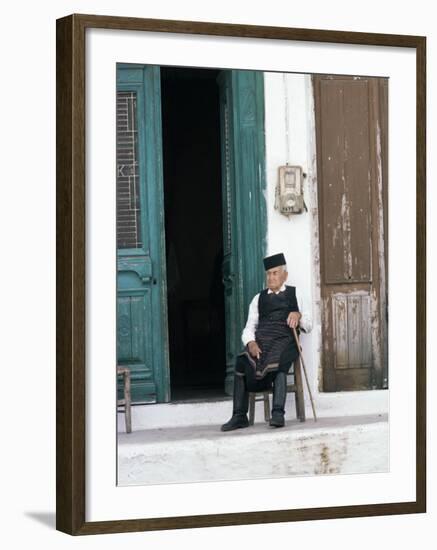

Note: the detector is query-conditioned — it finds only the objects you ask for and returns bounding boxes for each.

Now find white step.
[117,389,388,432]
[117,413,388,486]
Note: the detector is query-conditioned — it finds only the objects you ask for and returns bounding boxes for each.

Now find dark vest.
[258,285,298,322]
[254,285,299,371]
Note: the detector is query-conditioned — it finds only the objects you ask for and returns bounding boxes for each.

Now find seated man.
[221,252,312,431]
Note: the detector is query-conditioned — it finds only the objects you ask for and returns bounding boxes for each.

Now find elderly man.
[221,253,312,431]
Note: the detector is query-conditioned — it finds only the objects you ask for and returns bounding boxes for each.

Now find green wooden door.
[217,70,267,395]
[116,65,170,403]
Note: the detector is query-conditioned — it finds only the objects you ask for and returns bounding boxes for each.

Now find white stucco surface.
[118,414,388,485]
[263,72,321,399]
[118,389,388,431]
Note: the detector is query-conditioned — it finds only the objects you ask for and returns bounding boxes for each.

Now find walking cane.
[292,327,317,421]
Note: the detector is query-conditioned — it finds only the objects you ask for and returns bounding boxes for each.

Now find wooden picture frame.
[56,13,426,535]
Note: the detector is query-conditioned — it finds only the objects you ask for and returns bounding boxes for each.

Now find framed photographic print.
[56,13,426,535]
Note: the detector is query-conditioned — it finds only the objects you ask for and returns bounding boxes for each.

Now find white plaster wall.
[264,72,321,400]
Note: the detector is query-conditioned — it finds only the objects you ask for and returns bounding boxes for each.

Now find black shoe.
[221,374,249,432]
[269,412,285,427]
[221,414,249,431]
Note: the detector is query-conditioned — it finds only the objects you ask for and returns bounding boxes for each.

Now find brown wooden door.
[313,75,388,392]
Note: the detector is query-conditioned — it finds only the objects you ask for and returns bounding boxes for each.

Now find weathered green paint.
[116,65,170,403]
[218,70,267,395]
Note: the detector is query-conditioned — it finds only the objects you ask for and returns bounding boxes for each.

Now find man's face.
[266,266,287,292]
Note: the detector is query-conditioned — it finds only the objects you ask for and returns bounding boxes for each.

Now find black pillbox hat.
[263,253,286,271]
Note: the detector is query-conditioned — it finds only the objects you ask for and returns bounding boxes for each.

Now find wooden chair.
[248,357,306,425]
[117,366,132,433]
[248,391,271,425]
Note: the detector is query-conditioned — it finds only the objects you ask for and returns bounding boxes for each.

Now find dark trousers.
[235,342,299,392]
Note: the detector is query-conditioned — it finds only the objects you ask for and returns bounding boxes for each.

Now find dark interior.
[160,67,227,401]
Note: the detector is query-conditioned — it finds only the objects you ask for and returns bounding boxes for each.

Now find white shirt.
[241,283,312,347]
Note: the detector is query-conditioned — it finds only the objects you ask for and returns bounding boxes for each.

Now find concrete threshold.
[117,389,388,431]
[117,413,389,486]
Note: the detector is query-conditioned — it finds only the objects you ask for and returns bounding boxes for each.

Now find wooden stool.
[248,391,271,425]
[117,366,132,433]
[248,358,306,425]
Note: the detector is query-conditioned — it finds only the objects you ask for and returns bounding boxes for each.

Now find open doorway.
[160,67,227,401]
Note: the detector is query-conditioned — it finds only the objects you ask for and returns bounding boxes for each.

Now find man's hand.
[287,311,301,329]
[248,341,262,360]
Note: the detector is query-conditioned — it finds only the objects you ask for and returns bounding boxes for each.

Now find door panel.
[320,79,372,284]
[217,70,267,394]
[116,65,170,403]
[313,75,388,391]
